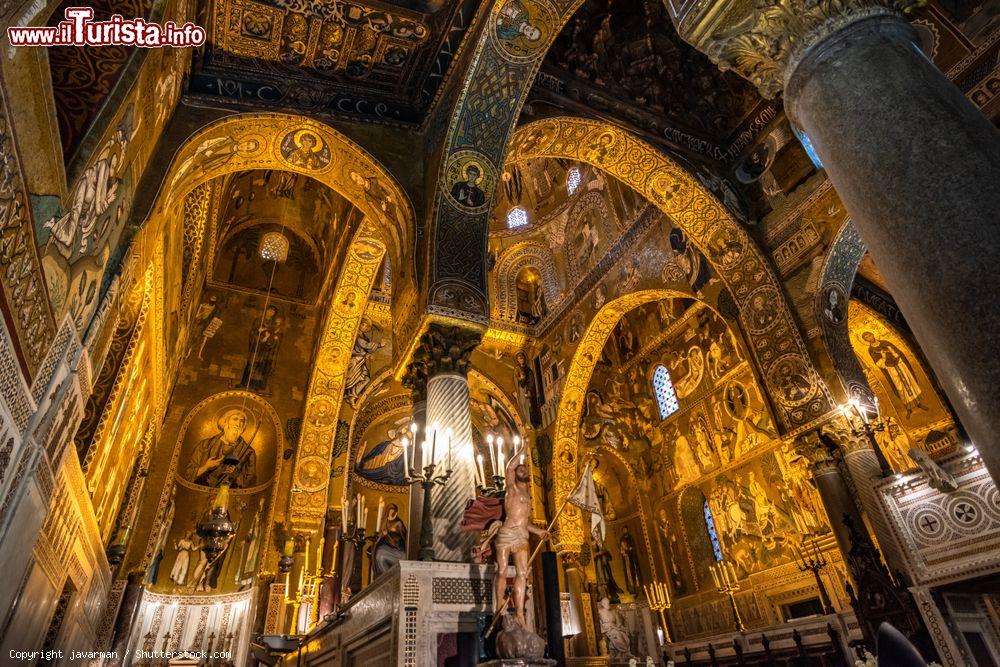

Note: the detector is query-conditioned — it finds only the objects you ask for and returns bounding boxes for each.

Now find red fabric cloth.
[461,495,504,532]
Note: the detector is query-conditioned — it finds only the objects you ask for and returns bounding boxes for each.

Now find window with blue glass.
[704,499,724,562]
[793,127,824,169]
[652,364,679,420]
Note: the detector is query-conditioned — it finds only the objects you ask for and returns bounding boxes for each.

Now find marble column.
[700,0,1000,483]
[402,324,482,562]
[795,431,866,559]
[819,423,909,575]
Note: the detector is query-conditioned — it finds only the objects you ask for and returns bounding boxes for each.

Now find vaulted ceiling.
[187,0,481,124]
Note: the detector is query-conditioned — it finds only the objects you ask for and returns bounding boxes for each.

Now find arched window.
[507,206,529,229]
[652,364,679,419]
[704,499,724,562]
[567,167,581,195]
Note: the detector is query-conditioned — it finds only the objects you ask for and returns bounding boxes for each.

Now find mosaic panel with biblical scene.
[576,297,830,607]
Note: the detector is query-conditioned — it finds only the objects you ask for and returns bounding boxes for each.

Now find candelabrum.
[399,422,456,561]
[795,540,835,615]
[840,399,893,477]
[644,581,673,643]
[406,463,454,561]
[710,559,744,632]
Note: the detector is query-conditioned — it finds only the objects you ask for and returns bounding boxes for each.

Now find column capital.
[794,429,838,475]
[686,0,925,99]
[401,323,482,401]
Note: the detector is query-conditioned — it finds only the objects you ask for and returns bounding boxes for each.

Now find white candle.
[486,434,496,474]
[476,454,486,487]
[355,494,361,526]
[498,447,505,477]
[410,424,419,469]
[376,496,385,533]
[363,507,369,528]
[873,396,881,420]
[430,422,439,465]
[422,440,429,469]
[401,436,410,478]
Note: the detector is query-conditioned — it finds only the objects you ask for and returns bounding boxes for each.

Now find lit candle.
[873,396,881,420]
[410,424,419,469]
[376,496,385,533]
[422,440,429,469]
[486,434,497,474]
[476,454,486,487]
[363,507,369,528]
[497,437,505,477]
[430,422,439,465]
[401,436,410,479]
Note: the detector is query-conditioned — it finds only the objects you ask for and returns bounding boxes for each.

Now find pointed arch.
[514,117,833,432]
[422,0,586,324]
[493,241,562,323]
[147,113,417,347]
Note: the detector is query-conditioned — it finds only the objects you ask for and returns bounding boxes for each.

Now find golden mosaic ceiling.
[189,0,482,123]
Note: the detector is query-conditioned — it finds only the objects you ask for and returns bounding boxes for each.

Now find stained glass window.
[507,206,528,229]
[567,167,581,195]
[704,499,724,562]
[652,364,679,419]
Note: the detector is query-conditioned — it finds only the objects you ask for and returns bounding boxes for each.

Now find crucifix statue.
[493,439,550,626]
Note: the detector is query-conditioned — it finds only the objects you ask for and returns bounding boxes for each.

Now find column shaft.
[785,15,1000,482]
[425,372,477,561]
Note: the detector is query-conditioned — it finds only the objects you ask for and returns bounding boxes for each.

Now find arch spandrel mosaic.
[509,118,834,433]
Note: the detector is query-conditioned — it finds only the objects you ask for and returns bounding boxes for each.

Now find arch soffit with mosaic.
[553,289,692,550]
[148,113,417,320]
[423,0,588,324]
[494,241,562,322]
[814,218,876,407]
[289,223,388,531]
[510,117,833,432]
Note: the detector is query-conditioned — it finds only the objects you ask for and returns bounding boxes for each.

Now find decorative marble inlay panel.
[431,576,492,605]
[877,452,1000,586]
